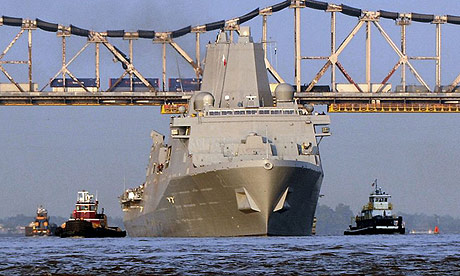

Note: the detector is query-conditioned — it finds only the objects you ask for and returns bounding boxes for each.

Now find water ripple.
[0,235,459,275]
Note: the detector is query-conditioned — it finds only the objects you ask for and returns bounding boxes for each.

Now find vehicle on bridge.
[109,78,159,92]
[51,78,98,92]
[168,78,201,92]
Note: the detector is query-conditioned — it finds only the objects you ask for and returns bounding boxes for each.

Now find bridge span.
[0,0,459,112]
[2,91,460,114]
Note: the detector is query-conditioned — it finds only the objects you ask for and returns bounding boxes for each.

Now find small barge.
[344,180,405,235]
[56,190,126,238]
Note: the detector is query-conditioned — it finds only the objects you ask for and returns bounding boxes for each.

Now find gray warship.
[120,27,331,237]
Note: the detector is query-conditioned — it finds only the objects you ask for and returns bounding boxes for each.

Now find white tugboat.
[344,180,405,235]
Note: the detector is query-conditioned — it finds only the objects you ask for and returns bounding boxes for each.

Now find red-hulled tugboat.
[56,190,126,238]
[25,206,57,236]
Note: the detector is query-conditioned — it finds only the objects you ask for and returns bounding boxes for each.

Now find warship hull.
[124,160,323,237]
[121,28,331,237]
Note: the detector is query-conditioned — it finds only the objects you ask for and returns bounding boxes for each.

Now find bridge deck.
[1,91,459,103]
[0,91,193,106]
[296,92,460,104]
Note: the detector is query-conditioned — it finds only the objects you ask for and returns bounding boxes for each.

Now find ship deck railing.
[205,108,299,117]
[121,197,142,203]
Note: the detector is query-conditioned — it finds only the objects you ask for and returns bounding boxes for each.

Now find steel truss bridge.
[0,0,460,112]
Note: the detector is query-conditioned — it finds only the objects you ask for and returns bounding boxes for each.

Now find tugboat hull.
[344,216,405,235]
[57,220,126,238]
[344,226,405,235]
[25,226,56,236]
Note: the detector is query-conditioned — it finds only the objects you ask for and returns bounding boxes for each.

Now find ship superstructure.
[121,27,331,237]
[70,190,107,227]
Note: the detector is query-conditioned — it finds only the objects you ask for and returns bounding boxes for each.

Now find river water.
[1,234,459,275]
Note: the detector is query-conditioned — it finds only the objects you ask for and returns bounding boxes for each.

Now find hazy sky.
[1,0,460,219]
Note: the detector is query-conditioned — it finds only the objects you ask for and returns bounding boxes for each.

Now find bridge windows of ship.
[76,205,95,211]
